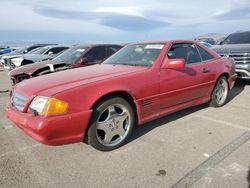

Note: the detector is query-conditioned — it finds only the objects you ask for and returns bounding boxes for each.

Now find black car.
[212,31,250,79]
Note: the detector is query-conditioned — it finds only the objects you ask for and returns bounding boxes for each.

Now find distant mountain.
[194,33,227,44]
[0,40,83,48]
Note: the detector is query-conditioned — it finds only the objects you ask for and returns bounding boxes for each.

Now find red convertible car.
[6,40,236,151]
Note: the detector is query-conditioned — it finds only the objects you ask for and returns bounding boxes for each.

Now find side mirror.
[161,58,185,69]
[24,50,28,54]
[76,57,87,65]
[48,51,53,56]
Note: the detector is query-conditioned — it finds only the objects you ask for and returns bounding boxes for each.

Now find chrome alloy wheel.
[214,78,228,105]
[96,104,132,147]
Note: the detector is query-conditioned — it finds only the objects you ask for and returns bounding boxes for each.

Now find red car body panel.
[6,40,237,145]
[9,60,63,76]
[6,105,92,145]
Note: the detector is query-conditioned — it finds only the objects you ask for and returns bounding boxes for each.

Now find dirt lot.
[0,68,250,188]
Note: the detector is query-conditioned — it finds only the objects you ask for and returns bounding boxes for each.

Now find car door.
[159,42,213,109]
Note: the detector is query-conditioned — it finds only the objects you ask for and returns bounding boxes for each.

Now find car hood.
[2,54,23,60]
[3,51,22,57]
[22,54,51,62]
[15,64,148,97]
[9,60,63,76]
[212,44,250,53]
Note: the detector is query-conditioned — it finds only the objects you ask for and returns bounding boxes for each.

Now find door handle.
[202,68,211,73]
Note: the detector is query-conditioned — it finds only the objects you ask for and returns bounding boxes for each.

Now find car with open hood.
[6,40,236,151]
[8,44,122,85]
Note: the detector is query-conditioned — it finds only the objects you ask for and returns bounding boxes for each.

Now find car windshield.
[221,32,250,44]
[15,46,28,53]
[29,47,49,55]
[52,47,87,64]
[27,47,41,54]
[104,43,165,67]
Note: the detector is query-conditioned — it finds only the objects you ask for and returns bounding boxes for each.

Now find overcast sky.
[0,0,249,43]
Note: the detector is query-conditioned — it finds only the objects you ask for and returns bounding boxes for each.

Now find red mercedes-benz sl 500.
[6,40,236,151]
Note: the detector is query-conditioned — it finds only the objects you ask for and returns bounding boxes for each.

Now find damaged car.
[1,44,56,69]
[6,45,69,70]
[9,44,122,85]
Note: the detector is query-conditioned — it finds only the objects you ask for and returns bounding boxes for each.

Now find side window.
[47,47,68,54]
[85,46,106,63]
[167,43,202,65]
[106,46,122,57]
[197,46,214,61]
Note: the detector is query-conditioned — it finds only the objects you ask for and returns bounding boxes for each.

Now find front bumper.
[235,63,250,79]
[6,105,92,145]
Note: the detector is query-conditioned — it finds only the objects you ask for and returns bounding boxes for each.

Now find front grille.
[11,92,29,111]
[220,53,250,64]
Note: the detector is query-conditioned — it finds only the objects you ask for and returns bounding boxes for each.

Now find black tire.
[209,76,229,107]
[87,97,135,151]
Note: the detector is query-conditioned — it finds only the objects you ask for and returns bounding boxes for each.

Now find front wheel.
[210,76,229,107]
[87,97,135,151]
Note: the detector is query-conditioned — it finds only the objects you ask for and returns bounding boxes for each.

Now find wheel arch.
[90,90,139,125]
[209,73,229,107]
[217,72,230,87]
[84,90,139,142]
[211,72,229,94]
[219,72,229,79]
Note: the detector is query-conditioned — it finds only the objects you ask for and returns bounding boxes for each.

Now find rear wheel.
[210,76,229,107]
[87,97,134,151]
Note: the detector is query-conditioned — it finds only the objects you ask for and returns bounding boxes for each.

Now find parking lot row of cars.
[2,30,250,151]
[4,38,237,151]
[1,30,250,85]
[0,43,123,85]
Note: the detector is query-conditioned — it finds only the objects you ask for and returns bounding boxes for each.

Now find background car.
[6,40,236,151]
[200,42,212,48]
[195,37,216,45]
[9,44,122,85]
[1,44,56,69]
[6,45,69,70]
[212,30,250,79]
[0,46,12,55]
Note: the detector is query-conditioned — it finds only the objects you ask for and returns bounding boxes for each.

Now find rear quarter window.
[197,46,214,61]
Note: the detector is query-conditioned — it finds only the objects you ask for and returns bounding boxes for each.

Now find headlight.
[11,57,23,66]
[29,96,68,116]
